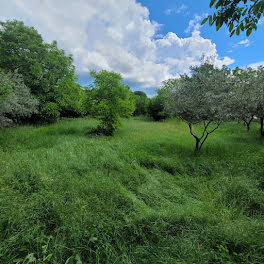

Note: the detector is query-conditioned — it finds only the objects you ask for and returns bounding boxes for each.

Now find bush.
[148,96,167,121]
[39,102,59,123]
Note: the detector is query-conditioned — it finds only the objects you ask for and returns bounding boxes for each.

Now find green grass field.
[0,117,264,264]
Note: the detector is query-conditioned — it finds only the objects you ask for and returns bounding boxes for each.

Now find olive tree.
[230,67,258,131]
[166,63,231,151]
[88,70,135,135]
[255,66,264,136]
[0,71,38,127]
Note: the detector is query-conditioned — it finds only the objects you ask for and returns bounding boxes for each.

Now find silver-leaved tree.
[230,67,258,131]
[255,66,264,136]
[0,70,38,127]
[166,62,231,152]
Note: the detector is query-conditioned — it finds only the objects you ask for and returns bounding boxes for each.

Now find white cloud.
[246,61,264,69]
[237,39,250,47]
[0,0,234,89]
[185,14,207,33]
[164,4,187,15]
[258,17,264,25]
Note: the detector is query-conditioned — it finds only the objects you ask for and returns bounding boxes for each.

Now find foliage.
[202,0,264,36]
[166,63,231,151]
[0,70,38,127]
[88,70,135,135]
[255,66,264,135]
[0,118,264,263]
[148,79,178,121]
[148,96,167,121]
[0,70,12,105]
[53,78,88,117]
[39,102,59,123]
[0,20,81,121]
[230,67,258,131]
[133,91,149,116]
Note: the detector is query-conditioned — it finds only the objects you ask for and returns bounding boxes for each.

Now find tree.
[0,70,38,127]
[53,78,88,117]
[202,0,264,36]
[88,70,135,135]
[0,20,78,120]
[148,96,167,121]
[148,79,179,121]
[133,91,149,116]
[230,67,258,131]
[166,63,231,151]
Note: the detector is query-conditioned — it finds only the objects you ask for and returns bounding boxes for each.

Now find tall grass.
[0,117,263,263]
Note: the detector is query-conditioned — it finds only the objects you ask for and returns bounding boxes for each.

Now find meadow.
[0,117,264,264]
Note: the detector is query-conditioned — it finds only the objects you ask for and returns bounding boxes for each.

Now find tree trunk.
[261,117,264,136]
[246,123,250,131]
[195,139,200,152]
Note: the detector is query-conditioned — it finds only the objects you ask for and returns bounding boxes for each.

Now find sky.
[0,0,263,96]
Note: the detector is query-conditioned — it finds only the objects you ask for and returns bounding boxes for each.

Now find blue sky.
[1,0,263,96]
[138,0,264,69]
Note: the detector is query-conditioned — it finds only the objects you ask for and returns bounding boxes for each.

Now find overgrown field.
[0,118,264,264]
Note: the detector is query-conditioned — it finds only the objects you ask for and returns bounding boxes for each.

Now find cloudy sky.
[1,0,263,95]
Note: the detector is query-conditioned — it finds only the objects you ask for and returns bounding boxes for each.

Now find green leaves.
[236,26,241,35]
[89,70,135,135]
[210,0,217,8]
[201,17,209,25]
[228,22,234,32]
[246,28,252,36]
[206,0,263,37]
[0,71,39,128]
[0,20,78,121]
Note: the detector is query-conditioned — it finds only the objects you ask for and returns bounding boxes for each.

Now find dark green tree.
[133,91,149,116]
[202,0,264,36]
[148,79,177,121]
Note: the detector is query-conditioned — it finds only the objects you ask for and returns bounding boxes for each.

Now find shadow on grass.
[229,134,264,145]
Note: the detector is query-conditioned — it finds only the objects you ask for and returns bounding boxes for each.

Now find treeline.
[1,20,264,147]
[0,20,89,127]
[0,20,139,134]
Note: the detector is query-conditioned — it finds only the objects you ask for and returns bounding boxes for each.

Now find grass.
[0,117,264,263]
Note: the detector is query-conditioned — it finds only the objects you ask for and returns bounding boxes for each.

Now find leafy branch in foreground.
[202,0,264,36]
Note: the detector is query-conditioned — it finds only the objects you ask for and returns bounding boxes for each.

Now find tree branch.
[188,122,199,141]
